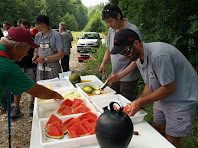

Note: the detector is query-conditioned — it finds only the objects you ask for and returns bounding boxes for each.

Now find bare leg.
[165,133,181,148]
[153,122,166,136]
[14,95,21,107]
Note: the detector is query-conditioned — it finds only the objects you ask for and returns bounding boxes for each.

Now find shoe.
[29,104,34,117]
[0,106,7,114]
[11,107,21,119]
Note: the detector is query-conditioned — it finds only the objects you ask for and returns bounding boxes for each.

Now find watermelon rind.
[46,126,64,139]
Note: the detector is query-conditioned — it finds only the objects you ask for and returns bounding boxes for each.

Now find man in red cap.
[0,27,64,107]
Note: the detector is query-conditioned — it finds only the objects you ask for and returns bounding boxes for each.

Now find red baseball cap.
[7,27,39,48]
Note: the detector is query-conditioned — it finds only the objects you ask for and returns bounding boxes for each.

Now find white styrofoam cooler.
[37,79,74,90]
[75,81,116,100]
[91,94,147,123]
[36,88,95,119]
[80,75,103,84]
[39,112,100,148]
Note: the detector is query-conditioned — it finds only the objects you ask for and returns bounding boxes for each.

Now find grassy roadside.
[79,43,198,148]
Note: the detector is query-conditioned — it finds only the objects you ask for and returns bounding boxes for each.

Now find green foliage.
[62,13,78,31]
[75,5,89,31]
[81,44,112,81]
[114,0,198,72]
[84,13,108,32]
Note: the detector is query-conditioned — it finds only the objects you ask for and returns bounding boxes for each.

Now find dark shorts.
[153,101,197,137]
[109,80,138,102]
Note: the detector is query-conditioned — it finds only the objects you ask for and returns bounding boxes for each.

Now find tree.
[75,5,89,31]
[84,13,108,32]
[62,13,78,31]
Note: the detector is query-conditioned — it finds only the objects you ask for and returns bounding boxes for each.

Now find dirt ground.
[0,45,85,148]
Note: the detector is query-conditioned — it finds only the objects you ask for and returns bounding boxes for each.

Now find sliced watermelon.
[57,105,69,114]
[45,114,62,127]
[66,118,80,130]
[47,121,67,134]
[46,126,64,139]
[60,99,73,107]
[72,105,91,114]
[87,118,97,126]
[73,98,84,106]
[78,112,97,121]
[60,108,73,116]
[89,126,95,135]
[113,104,119,110]
[67,131,79,138]
[81,119,93,133]
[63,117,74,125]
[68,122,88,136]
[123,104,130,115]
[73,101,83,109]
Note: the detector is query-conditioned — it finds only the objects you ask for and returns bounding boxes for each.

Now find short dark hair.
[17,19,30,27]
[3,22,11,26]
[102,4,123,20]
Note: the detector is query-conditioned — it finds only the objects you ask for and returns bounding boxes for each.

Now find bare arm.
[26,83,64,100]
[34,50,64,64]
[128,82,175,116]
[108,61,137,83]
[138,84,153,98]
[98,49,111,74]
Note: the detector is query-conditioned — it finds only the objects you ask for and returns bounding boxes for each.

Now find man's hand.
[128,100,142,116]
[53,91,64,100]
[107,73,122,83]
[36,57,46,64]
[99,64,105,75]
[32,55,38,64]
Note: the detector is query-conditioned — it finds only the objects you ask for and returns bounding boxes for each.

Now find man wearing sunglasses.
[111,28,198,148]
[99,4,143,101]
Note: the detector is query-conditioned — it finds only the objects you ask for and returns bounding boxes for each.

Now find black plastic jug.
[95,102,133,148]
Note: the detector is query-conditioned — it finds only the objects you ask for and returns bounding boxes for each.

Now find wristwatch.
[45,57,48,62]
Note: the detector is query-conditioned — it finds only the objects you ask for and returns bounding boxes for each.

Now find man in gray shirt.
[111,29,198,148]
[59,24,71,72]
[99,4,143,101]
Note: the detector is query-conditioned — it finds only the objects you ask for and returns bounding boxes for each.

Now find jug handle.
[110,102,123,113]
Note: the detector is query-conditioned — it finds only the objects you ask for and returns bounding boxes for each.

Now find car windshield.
[80,33,100,39]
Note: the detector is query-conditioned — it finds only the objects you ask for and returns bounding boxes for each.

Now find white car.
[77,32,102,53]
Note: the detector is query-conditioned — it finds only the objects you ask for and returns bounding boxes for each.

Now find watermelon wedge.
[73,98,84,106]
[81,119,93,133]
[60,99,73,107]
[72,105,91,114]
[46,126,64,139]
[57,105,70,114]
[78,112,97,121]
[68,122,88,137]
[66,118,80,130]
[46,121,67,134]
[60,108,73,116]
[63,117,74,125]
[73,101,83,109]
[123,104,130,115]
[67,131,79,138]
[87,118,97,126]
[45,114,62,127]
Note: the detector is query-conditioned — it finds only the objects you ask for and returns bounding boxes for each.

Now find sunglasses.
[102,9,116,14]
[120,44,133,56]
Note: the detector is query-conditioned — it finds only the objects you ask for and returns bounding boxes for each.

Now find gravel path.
[0,44,85,148]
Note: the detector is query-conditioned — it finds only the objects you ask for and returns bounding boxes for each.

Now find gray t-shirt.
[61,32,71,55]
[136,42,198,106]
[34,29,64,54]
[106,19,143,81]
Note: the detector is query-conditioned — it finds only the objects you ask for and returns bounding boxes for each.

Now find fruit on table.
[69,74,81,85]
[45,114,62,128]
[56,98,91,116]
[82,85,95,94]
[46,126,64,139]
